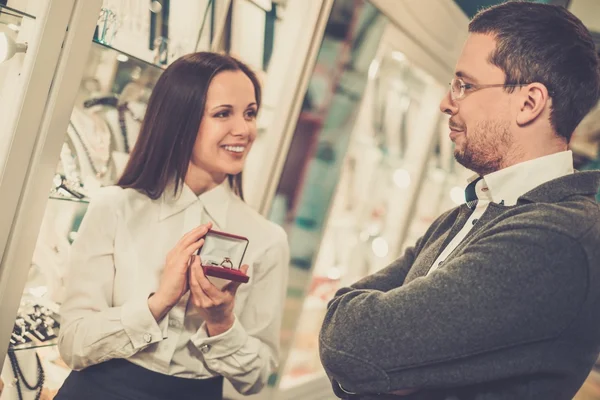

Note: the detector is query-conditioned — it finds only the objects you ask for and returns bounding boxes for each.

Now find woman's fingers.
[223,265,249,294]
[184,238,205,258]
[193,262,222,301]
[178,222,212,249]
[189,257,199,285]
[189,257,211,305]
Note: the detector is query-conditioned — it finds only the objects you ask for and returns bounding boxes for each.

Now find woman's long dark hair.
[117,52,262,200]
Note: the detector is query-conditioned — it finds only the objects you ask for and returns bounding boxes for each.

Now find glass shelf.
[92,39,166,70]
[8,337,58,353]
[48,194,90,205]
[0,4,36,21]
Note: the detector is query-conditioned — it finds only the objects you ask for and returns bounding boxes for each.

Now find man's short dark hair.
[469,1,600,142]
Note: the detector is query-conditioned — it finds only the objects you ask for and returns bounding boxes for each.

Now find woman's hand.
[148,222,212,321]
[188,255,248,336]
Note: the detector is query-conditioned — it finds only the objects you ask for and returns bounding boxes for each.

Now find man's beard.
[454,119,513,176]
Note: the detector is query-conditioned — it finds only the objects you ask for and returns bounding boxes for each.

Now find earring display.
[197,230,250,284]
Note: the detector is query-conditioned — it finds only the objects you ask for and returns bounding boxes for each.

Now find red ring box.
[197,230,249,284]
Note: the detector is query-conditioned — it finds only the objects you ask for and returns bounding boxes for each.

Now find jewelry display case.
[0,1,335,399]
[0,2,105,398]
[263,0,470,397]
[0,2,218,398]
[265,1,448,397]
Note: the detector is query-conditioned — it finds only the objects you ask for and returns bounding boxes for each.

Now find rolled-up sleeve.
[58,188,168,370]
[191,227,289,395]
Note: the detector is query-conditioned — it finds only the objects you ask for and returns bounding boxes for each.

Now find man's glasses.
[449,77,529,100]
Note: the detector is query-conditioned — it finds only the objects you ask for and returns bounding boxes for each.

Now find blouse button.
[143,333,152,343]
[200,344,211,354]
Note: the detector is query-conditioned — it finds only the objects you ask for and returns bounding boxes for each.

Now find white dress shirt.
[58,181,290,396]
[428,151,574,275]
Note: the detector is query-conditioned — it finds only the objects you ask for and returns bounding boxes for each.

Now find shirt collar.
[473,151,574,206]
[520,170,600,203]
[159,181,232,228]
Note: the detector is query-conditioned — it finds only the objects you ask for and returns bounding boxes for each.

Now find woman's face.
[190,70,258,179]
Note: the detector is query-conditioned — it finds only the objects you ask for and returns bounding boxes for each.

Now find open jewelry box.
[197,230,249,284]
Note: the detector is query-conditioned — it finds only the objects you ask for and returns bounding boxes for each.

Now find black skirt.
[54,358,223,400]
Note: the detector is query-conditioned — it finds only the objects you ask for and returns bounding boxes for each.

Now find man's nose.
[439,90,458,116]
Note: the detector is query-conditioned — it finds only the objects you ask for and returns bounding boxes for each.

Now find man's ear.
[516,83,550,126]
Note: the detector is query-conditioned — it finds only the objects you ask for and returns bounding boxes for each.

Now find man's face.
[439,33,517,176]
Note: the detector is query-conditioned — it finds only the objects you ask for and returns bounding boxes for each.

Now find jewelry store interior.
[0,0,599,399]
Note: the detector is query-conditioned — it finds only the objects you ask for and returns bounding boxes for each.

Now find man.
[319,2,600,399]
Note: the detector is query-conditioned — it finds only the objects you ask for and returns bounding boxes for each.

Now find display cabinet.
[264,1,600,398]
[0,2,104,398]
[0,1,239,398]
[264,0,469,398]
[270,42,446,400]
[0,0,335,399]
[0,0,489,399]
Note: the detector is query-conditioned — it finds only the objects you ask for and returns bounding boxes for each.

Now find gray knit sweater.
[319,171,600,400]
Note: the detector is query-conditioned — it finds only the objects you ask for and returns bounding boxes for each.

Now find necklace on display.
[117,102,143,153]
[68,115,111,179]
[7,351,44,400]
[117,104,131,153]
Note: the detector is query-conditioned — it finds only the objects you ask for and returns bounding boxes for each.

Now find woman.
[55,52,289,400]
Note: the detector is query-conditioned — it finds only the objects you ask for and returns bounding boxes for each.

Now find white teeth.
[223,145,245,153]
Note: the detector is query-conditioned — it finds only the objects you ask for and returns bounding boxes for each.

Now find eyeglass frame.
[449,77,531,101]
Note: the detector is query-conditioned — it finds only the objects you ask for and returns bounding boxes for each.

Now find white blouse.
[57,181,289,396]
